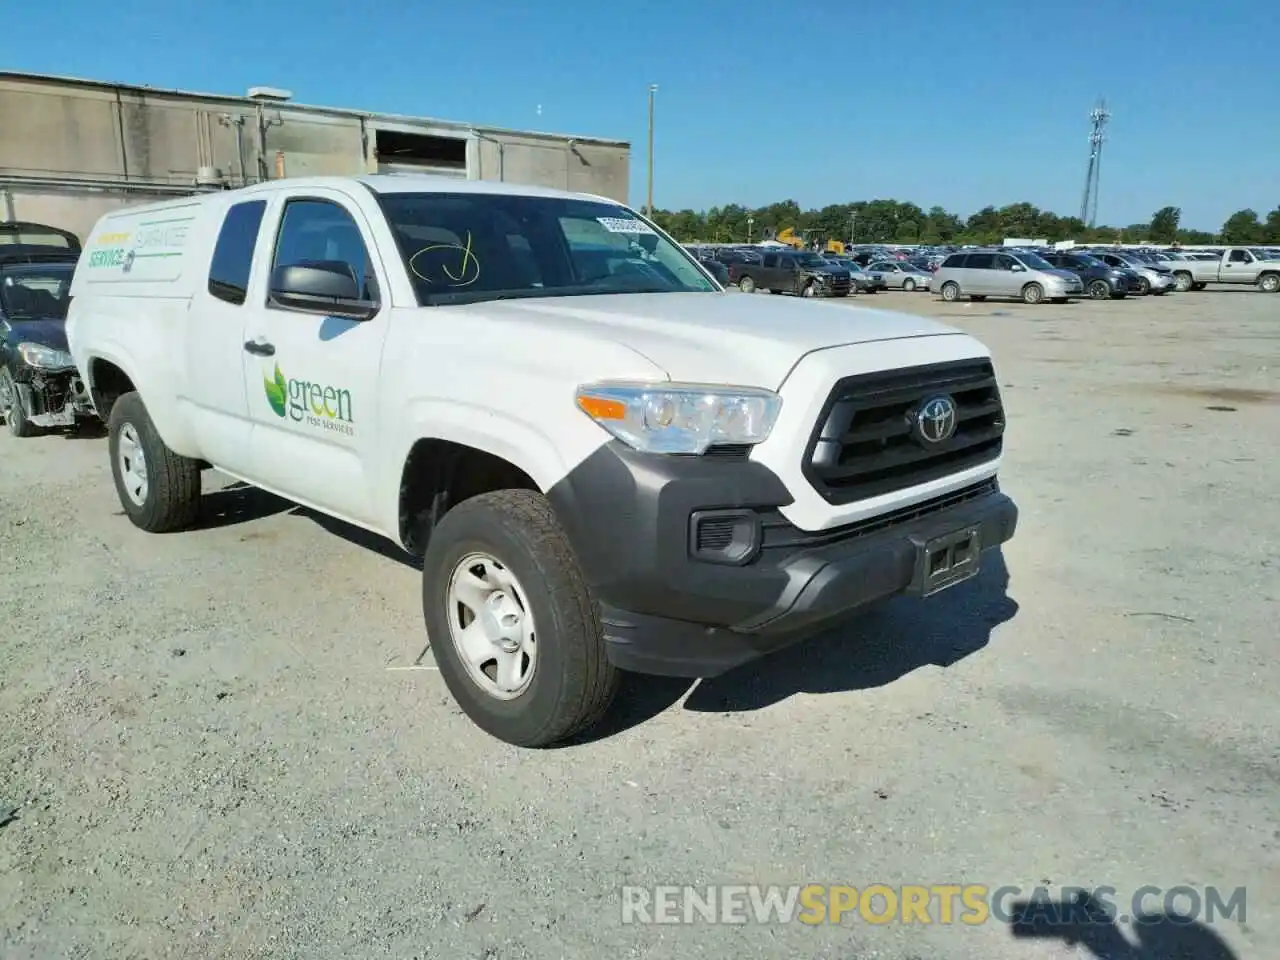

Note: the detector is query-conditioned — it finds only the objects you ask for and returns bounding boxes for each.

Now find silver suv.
[934,250,1084,304]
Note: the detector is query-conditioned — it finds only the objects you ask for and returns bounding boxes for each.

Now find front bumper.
[547,441,1017,678]
[10,363,95,426]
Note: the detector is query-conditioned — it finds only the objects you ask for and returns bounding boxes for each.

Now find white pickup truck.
[66,175,1018,746]
[1168,247,1280,293]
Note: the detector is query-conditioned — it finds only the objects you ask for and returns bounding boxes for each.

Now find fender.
[82,342,202,459]
[377,399,609,543]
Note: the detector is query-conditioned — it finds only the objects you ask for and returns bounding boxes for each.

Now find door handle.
[243,340,275,357]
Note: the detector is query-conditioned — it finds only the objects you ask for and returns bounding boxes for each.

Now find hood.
[1047,269,1080,282]
[455,291,964,388]
[6,317,69,351]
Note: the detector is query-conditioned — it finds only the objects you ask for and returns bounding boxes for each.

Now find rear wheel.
[1088,279,1111,300]
[108,391,202,532]
[1259,273,1280,293]
[1021,283,1045,305]
[738,275,756,293]
[422,489,620,747]
[940,282,960,302]
[903,277,917,292]
[1173,271,1193,292]
[1135,277,1151,295]
[970,295,987,301]
[800,282,815,298]
[0,369,39,438]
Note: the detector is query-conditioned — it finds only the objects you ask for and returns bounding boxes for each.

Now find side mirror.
[1010,263,1026,272]
[269,260,379,321]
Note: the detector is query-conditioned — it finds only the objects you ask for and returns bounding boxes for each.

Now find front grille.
[803,359,1004,504]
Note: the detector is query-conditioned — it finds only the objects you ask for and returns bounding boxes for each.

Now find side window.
[1228,249,1250,263]
[207,200,267,305]
[942,254,967,268]
[967,253,995,269]
[763,254,778,268]
[996,255,1018,270]
[272,198,379,302]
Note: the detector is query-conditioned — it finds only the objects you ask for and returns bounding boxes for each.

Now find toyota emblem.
[916,395,958,444]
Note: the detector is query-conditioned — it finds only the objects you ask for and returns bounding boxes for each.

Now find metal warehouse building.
[0,71,631,239]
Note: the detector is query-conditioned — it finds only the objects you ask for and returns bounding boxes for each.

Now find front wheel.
[0,369,39,438]
[940,282,960,302]
[800,282,815,298]
[1135,277,1151,295]
[1088,279,1111,300]
[422,489,620,747]
[108,391,202,532]
[1021,282,1045,305]
[903,278,917,292]
[737,276,756,294]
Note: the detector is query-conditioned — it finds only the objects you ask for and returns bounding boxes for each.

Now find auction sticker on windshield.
[597,217,657,235]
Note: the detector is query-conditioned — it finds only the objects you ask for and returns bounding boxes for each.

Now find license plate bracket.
[911,525,982,597]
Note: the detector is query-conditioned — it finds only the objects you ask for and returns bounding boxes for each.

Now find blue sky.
[7,0,1277,231]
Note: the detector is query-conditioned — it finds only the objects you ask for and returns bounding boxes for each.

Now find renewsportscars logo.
[263,362,355,437]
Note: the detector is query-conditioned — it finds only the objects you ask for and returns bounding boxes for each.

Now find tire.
[903,278,917,292]
[1088,279,1111,300]
[769,289,781,295]
[1259,273,1280,293]
[1135,277,1151,295]
[737,276,756,294]
[940,282,960,302]
[800,282,815,298]
[107,391,202,533]
[1173,271,1193,293]
[0,369,39,438]
[970,295,987,301]
[1021,283,1045,305]
[422,489,620,748]
[1193,282,1208,291]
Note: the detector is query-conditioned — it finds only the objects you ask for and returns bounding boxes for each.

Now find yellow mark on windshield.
[409,231,481,287]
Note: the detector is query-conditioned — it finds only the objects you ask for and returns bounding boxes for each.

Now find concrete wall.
[0,73,632,238]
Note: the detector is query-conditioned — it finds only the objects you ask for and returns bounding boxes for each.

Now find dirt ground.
[1,287,1276,960]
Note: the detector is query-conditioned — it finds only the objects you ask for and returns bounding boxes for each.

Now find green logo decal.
[261,360,355,436]
[264,363,288,418]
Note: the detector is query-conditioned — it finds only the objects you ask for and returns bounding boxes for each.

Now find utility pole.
[646,84,657,218]
[849,211,858,245]
[747,214,754,242]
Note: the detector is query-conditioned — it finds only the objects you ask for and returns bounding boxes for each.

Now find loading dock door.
[374,130,468,179]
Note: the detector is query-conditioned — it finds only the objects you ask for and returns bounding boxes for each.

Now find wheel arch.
[84,350,202,456]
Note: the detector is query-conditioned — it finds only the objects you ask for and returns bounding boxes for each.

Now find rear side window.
[208,200,267,305]
[966,253,995,269]
[942,254,967,268]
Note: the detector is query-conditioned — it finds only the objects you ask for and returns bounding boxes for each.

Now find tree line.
[649,200,1280,247]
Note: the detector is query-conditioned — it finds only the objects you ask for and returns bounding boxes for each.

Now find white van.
[68,175,1018,746]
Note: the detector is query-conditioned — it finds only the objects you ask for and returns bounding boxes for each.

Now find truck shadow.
[1007,890,1239,959]
[572,549,1016,744]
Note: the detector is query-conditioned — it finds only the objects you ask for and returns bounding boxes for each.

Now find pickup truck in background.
[728,250,852,297]
[1167,247,1280,293]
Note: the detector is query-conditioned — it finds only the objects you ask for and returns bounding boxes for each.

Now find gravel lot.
[2,288,1276,960]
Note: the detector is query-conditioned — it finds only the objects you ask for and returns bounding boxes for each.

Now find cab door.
[180,196,269,474]
[239,188,393,527]
[1223,248,1257,284]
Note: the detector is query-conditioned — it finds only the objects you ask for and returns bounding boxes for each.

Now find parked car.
[0,221,97,437]
[1086,250,1175,295]
[65,174,1017,746]
[866,260,933,292]
[729,250,852,297]
[1162,247,1280,293]
[827,258,886,293]
[1039,251,1132,300]
[933,249,1084,304]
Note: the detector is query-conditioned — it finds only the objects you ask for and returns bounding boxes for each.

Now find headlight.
[18,342,75,369]
[575,381,782,455]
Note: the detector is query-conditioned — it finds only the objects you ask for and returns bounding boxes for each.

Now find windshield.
[378,193,718,305]
[795,253,827,268]
[1075,254,1107,268]
[0,264,74,319]
[1014,252,1055,270]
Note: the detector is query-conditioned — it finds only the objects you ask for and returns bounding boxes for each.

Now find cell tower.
[1079,98,1110,227]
